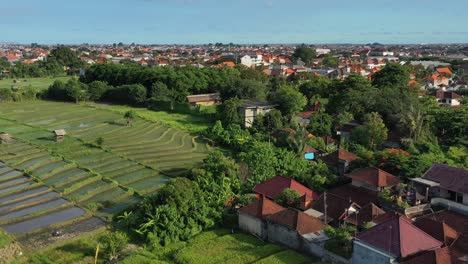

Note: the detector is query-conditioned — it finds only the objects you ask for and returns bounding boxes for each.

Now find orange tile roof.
[238,197,285,220]
[436,68,453,75]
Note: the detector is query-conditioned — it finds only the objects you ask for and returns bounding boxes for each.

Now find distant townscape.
[0,42,467,264]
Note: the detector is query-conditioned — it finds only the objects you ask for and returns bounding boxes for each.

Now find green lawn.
[0,76,71,90]
[86,102,212,133]
[121,229,323,264]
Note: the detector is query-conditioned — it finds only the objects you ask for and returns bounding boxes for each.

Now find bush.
[98,231,129,260]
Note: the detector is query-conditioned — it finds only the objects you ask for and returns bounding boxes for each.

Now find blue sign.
[304,152,315,160]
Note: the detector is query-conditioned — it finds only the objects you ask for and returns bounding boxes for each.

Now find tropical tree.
[124,110,136,126]
[275,188,300,207]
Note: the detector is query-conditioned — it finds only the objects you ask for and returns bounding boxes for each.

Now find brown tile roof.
[267,208,324,235]
[413,218,459,246]
[417,210,468,236]
[402,247,467,264]
[344,203,386,226]
[357,215,443,258]
[422,164,468,194]
[346,167,400,187]
[238,197,285,220]
[320,149,358,166]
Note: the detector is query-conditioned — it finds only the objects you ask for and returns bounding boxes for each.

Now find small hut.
[53,129,66,142]
[0,133,11,143]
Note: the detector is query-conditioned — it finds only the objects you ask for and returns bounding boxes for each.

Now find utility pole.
[324,192,327,224]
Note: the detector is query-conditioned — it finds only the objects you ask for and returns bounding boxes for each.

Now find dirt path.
[18,217,105,250]
[0,242,22,264]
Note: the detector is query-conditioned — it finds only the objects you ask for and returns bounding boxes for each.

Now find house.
[343,202,388,228]
[320,149,358,176]
[238,197,327,258]
[266,208,327,257]
[238,197,285,239]
[427,73,450,88]
[346,167,400,192]
[239,100,276,128]
[435,90,461,106]
[411,164,468,207]
[53,129,66,137]
[310,184,379,225]
[253,175,319,210]
[186,93,221,106]
[240,55,263,67]
[352,215,443,263]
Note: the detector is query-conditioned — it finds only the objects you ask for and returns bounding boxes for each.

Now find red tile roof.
[346,167,400,188]
[253,176,319,201]
[357,215,443,258]
[320,149,358,166]
[413,218,459,246]
[238,197,285,220]
[417,210,468,235]
[267,208,324,235]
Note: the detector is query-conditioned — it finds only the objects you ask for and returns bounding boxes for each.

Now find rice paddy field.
[0,100,211,240]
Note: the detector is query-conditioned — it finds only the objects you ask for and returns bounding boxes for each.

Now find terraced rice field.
[0,100,210,237]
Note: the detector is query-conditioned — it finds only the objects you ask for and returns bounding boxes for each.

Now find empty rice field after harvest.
[0,100,211,240]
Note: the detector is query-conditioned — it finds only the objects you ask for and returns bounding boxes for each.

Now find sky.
[1,0,467,44]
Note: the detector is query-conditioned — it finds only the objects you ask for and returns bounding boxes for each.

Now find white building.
[240,54,263,67]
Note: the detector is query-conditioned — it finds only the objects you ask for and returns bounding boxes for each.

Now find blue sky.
[1,0,467,44]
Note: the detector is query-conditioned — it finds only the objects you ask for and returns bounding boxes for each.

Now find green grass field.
[0,100,211,238]
[0,229,11,248]
[121,229,325,264]
[0,76,71,90]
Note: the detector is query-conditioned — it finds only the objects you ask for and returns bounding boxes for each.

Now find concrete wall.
[266,221,326,258]
[352,240,397,264]
[238,212,265,239]
[266,222,300,249]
